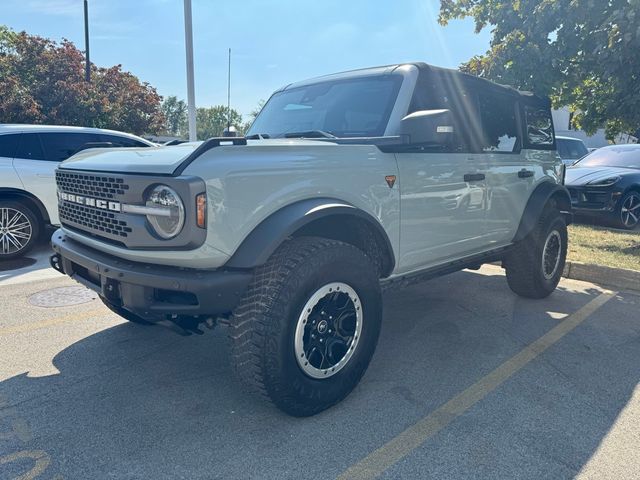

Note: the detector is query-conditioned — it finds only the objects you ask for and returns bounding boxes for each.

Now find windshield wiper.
[245,133,271,139]
[283,130,337,139]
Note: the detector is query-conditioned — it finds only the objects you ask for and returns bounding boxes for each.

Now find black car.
[566,144,640,229]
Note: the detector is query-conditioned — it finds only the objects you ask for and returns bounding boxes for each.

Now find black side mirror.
[399,109,455,147]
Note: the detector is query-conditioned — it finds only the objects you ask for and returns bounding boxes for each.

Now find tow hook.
[162,315,221,336]
[49,254,64,274]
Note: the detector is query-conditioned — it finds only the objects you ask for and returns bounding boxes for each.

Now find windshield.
[247,75,403,138]
[574,145,640,169]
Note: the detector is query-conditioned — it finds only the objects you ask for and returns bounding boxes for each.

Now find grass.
[568,223,640,271]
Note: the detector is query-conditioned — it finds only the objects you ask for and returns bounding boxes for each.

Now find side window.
[477,92,519,153]
[525,107,554,146]
[409,77,480,153]
[0,134,19,158]
[98,134,148,147]
[39,133,99,162]
[15,133,46,161]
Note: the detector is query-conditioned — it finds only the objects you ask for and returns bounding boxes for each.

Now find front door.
[396,151,489,273]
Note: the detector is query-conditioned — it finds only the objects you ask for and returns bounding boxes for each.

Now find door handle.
[464,173,485,182]
[518,169,534,178]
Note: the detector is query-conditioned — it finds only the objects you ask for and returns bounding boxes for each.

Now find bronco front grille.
[55,171,129,200]
[59,202,132,238]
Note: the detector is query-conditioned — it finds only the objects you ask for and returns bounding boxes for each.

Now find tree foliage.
[161,95,188,137]
[439,0,640,139]
[0,26,164,135]
[196,105,243,140]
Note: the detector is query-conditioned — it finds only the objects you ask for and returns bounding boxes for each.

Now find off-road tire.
[504,204,568,299]
[100,297,153,325]
[229,236,382,417]
[0,200,40,260]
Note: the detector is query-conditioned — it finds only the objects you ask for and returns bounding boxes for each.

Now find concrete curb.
[562,261,640,292]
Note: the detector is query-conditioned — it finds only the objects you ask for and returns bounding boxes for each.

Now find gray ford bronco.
[50,63,571,416]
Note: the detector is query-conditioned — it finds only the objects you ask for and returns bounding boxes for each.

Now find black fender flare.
[0,187,51,224]
[512,181,572,243]
[225,197,395,275]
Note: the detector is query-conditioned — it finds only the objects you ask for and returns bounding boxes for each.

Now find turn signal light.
[196,193,207,228]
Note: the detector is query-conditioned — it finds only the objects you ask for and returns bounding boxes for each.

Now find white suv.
[50,63,573,416]
[0,124,154,259]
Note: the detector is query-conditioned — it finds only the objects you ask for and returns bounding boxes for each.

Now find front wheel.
[504,206,568,299]
[616,191,640,230]
[229,237,382,417]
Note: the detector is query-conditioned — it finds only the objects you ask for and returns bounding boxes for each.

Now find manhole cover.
[29,286,98,308]
[0,257,37,272]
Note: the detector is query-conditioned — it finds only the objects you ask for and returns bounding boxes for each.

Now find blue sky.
[2,0,491,118]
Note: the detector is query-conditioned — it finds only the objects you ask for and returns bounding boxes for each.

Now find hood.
[564,166,634,186]
[59,139,333,175]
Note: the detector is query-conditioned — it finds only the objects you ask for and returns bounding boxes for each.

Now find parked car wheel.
[0,201,40,260]
[504,203,568,299]
[617,191,640,229]
[229,236,382,417]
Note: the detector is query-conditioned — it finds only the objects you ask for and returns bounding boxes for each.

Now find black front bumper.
[567,186,620,213]
[50,230,252,322]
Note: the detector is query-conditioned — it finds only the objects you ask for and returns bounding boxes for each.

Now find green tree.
[0,26,164,135]
[196,105,243,140]
[439,0,640,140]
[161,95,188,137]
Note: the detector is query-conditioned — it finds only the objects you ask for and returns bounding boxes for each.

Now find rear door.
[13,132,98,224]
[478,90,532,245]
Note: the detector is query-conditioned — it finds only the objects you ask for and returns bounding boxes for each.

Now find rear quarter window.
[525,107,554,147]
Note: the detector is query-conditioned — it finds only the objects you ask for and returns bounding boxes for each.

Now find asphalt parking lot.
[1,248,639,479]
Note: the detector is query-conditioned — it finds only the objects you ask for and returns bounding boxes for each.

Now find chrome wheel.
[294,282,362,379]
[542,229,562,280]
[0,208,33,256]
[621,193,640,228]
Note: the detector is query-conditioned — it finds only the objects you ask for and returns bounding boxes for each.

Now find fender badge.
[385,175,396,189]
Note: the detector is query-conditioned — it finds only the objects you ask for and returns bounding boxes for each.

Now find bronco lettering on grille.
[58,192,121,212]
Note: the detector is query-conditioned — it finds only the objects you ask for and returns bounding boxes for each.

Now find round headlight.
[145,185,185,239]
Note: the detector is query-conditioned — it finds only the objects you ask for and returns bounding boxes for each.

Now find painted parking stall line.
[338,290,617,480]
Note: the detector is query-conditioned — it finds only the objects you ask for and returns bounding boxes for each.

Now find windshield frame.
[247,74,404,139]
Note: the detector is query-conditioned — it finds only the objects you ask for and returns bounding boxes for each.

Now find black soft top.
[410,62,550,108]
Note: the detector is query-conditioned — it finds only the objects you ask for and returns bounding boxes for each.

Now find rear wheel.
[616,191,640,230]
[0,201,40,260]
[504,204,568,299]
[229,236,382,417]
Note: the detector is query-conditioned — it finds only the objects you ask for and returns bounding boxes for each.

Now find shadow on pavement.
[1,269,638,479]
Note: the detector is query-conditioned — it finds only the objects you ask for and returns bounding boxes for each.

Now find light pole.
[84,0,90,82]
[183,0,197,141]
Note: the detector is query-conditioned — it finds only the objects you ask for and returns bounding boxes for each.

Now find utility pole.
[183,0,197,141]
[227,48,231,131]
[84,0,90,82]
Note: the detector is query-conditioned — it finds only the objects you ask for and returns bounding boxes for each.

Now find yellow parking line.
[338,290,617,480]
[0,308,106,337]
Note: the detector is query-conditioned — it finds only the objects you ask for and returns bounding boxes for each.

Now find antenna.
[227,47,231,130]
